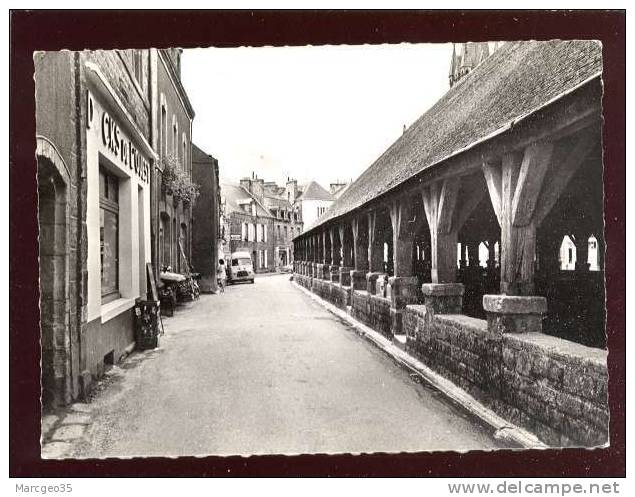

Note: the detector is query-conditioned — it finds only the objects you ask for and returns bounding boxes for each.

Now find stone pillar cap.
[388,276,419,285]
[483,294,547,314]
[421,283,465,296]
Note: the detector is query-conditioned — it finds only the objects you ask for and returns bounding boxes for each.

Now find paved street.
[70,273,508,457]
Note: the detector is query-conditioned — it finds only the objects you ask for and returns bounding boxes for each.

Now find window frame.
[99,167,120,304]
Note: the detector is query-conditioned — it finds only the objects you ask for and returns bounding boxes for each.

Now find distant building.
[221,174,304,271]
[221,181,275,272]
[329,181,350,198]
[448,42,502,87]
[260,178,303,267]
[191,144,221,292]
[293,180,335,230]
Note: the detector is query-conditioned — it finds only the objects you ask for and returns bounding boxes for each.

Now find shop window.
[99,168,120,303]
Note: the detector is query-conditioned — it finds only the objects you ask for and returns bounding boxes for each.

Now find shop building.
[35,49,154,409]
[150,49,195,275]
[191,143,221,292]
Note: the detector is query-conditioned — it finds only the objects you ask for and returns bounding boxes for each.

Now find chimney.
[239,177,251,192]
[286,178,298,202]
[330,182,345,195]
[403,124,406,134]
[251,177,264,204]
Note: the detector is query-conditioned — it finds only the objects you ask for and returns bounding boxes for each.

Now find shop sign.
[101,111,150,183]
[230,235,242,241]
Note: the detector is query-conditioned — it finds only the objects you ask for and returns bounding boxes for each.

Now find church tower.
[449,42,501,87]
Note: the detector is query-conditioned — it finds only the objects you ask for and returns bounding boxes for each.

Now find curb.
[292,280,547,450]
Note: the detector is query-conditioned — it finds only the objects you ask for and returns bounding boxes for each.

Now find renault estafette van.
[228,251,255,284]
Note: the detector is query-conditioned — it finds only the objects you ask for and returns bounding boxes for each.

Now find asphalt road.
[72,273,508,457]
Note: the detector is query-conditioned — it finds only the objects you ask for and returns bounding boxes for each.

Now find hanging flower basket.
[161,154,200,207]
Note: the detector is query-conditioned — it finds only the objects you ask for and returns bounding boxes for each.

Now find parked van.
[228,250,255,284]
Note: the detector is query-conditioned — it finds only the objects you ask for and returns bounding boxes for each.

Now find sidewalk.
[291,280,547,450]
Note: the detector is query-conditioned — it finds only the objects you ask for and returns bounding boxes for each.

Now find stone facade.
[36,49,155,409]
[153,49,195,274]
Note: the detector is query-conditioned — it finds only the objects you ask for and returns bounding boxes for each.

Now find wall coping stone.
[369,294,390,305]
[504,332,607,368]
[483,295,547,314]
[352,289,369,297]
[435,313,489,333]
[422,283,465,296]
[388,276,419,287]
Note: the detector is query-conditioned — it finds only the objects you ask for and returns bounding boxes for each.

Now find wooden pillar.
[487,240,496,269]
[483,141,554,295]
[338,225,352,267]
[352,217,369,271]
[467,241,480,268]
[322,230,328,264]
[324,230,331,264]
[367,211,384,272]
[421,178,460,283]
[388,198,414,277]
[329,227,338,266]
[350,217,369,290]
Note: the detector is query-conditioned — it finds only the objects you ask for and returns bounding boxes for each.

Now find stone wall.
[403,305,608,447]
[369,295,392,339]
[311,278,350,310]
[295,274,352,311]
[351,290,371,326]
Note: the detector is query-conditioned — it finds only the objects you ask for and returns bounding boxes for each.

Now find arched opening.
[342,223,354,268]
[588,235,600,271]
[559,235,576,270]
[37,155,70,410]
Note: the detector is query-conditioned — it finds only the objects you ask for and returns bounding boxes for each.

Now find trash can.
[134,300,160,350]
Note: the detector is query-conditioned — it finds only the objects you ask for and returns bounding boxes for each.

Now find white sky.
[181,43,453,189]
